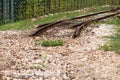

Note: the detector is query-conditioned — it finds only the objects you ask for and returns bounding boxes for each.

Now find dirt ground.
[0,24,120,80]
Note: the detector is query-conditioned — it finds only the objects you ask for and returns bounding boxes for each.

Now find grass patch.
[0,12,83,30]
[36,40,64,47]
[100,18,120,54]
[0,6,111,31]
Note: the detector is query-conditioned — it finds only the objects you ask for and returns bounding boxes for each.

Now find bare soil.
[0,24,120,80]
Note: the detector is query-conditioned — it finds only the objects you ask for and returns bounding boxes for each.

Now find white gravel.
[0,24,120,80]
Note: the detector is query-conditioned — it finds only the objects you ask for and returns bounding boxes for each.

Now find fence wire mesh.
[0,0,120,25]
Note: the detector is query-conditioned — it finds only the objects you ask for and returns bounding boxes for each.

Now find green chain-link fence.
[0,0,120,25]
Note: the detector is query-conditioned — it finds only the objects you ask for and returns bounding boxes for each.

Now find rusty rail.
[31,7,120,38]
[37,7,120,28]
[72,11,120,38]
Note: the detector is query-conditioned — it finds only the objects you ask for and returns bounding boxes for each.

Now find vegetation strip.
[0,6,112,30]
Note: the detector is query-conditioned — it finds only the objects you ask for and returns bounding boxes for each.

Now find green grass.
[0,6,111,31]
[36,40,64,47]
[0,12,82,30]
[100,18,120,54]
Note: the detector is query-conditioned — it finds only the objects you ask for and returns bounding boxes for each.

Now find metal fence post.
[47,0,50,14]
[58,0,60,12]
[0,0,3,24]
[111,0,114,6]
[119,0,120,5]
[9,0,14,22]
[2,0,10,23]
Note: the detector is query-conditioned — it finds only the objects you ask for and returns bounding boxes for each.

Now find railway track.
[31,7,120,38]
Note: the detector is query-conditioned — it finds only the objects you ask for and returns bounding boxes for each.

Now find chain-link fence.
[0,0,120,25]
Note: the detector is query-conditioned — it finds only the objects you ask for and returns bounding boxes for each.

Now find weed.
[41,40,64,47]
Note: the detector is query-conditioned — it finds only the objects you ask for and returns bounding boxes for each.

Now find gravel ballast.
[0,24,120,80]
